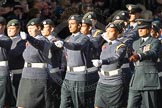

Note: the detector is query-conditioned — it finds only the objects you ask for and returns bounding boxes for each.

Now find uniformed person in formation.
[127,19,161,108]
[92,22,127,108]
[125,4,142,40]
[80,18,99,107]
[112,11,136,107]
[16,18,52,108]
[0,17,12,108]
[7,19,26,106]
[41,19,63,108]
[150,20,162,108]
[54,15,92,108]
[83,11,103,37]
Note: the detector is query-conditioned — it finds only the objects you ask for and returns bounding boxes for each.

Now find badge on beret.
[137,21,142,25]
[87,15,92,19]
[71,16,75,20]
[121,12,125,15]
[116,16,120,20]
[82,20,85,23]
[31,22,35,25]
[128,5,132,10]
[11,23,15,26]
[109,24,115,28]
[143,44,151,52]
[43,21,47,25]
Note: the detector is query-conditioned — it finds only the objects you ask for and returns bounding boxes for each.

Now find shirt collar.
[142,37,149,41]
[10,35,20,39]
[46,35,54,40]
[87,34,92,38]
[72,32,81,37]
[0,34,4,37]
[35,35,43,39]
[102,33,117,44]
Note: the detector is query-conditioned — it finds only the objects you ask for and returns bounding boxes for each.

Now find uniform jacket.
[130,36,161,90]
[8,36,26,70]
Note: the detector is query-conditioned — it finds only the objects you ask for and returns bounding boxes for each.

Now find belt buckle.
[27,63,32,67]
[104,72,109,76]
[69,67,73,72]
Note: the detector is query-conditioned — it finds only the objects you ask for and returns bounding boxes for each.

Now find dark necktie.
[141,39,144,45]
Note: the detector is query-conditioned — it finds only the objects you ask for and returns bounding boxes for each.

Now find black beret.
[126,4,142,14]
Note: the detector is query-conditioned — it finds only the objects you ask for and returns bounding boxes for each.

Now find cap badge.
[43,21,47,25]
[11,23,15,26]
[31,22,35,25]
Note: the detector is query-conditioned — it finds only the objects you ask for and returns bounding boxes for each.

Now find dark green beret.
[7,19,20,27]
[112,11,130,21]
[83,11,97,20]
[0,17,6,25]
[42,19,54,27]
[105,22,123,33]
[152,21,162,32]
[27,18,41,26]
[68,15,82,23]
[82,18,92,25]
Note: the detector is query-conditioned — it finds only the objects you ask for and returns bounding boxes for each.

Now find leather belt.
[101,69,121,76]
[0,61,8,66]
[67,66,86,72]
[24,62,48,68]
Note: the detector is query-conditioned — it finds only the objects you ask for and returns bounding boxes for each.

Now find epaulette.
[93,29,103,37]
[115,43,126,52]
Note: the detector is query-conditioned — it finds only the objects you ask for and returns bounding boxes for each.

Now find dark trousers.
[0,75,7,107]
[48,72,63,108]
[127,89,158,108]
[60,79,97,108]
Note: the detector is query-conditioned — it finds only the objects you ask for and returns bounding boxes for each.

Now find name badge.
[143,44,151,52]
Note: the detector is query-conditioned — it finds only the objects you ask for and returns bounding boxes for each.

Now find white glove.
[92,59,102,67]
[20,31,27,40]
[54,40,64,48]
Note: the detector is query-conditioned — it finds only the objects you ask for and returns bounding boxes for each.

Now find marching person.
[0,17,12,107]
[150,20,162,108]
[7,19,26,107]
[41,19,63,108]
[16,18,52,108]
[55,14,92,108]
[80,18,99,107]
[92,22,127,108]
[127,19,161,108]
[83,11,103,37]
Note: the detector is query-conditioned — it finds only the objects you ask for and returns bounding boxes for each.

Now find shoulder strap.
[93,29,102,37]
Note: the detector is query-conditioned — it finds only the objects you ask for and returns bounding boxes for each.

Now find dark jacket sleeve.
[0,36,12,50]
[64,36,89,50]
